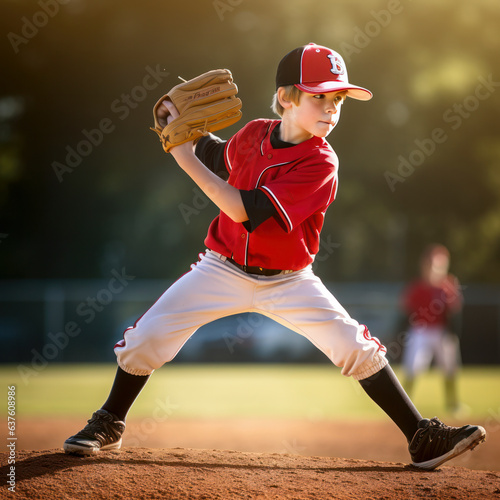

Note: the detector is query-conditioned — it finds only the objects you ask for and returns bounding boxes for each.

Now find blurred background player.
[401,244,463,414]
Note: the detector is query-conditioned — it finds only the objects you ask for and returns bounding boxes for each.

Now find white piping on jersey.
[255,124,295,232]
[255,161,294,233]
[225,135,235,172]
[260,185,293,232]
[244,232,250,266]
[231,123,298,264]
[260,123,272,156]
[255,161,293,188]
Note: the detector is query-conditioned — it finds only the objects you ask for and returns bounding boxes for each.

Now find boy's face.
[283,90,347,143]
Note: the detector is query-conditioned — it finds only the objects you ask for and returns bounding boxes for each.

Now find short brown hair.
[271,85,302,117]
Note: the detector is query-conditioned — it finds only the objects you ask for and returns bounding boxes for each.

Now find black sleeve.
[196,134,278,232]
[240,189,279,233]
[195,133,229,180]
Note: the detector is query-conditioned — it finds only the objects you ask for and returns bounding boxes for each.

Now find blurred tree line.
[1,0,499,283]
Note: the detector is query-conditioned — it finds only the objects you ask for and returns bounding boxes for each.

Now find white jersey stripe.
[225,136,235,172]
[260,185,293,232]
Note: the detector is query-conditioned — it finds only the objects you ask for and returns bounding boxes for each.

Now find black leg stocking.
[359,364,422,442]
[101,366,151,422]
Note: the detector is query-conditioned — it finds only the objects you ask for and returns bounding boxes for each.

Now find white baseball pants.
[403,326,461,377]
[115,250,388,379]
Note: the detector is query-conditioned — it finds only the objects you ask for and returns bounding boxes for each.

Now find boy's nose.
[326,102,339,114]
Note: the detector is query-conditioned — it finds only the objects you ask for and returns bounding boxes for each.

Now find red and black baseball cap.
[276,42,372,101]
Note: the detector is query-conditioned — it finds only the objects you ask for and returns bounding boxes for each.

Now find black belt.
[226,257,287,276]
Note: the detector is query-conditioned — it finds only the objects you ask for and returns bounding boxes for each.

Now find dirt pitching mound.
[2,447,500,500]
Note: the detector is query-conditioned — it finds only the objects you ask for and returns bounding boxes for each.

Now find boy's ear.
[277,87,294,110]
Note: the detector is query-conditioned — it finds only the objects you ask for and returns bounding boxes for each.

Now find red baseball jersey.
[402,276,463,328]
[204,119,338,271]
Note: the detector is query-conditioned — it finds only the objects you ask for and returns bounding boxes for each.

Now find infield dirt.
[1,418,499,499]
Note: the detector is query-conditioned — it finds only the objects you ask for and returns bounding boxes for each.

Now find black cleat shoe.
[64,409,125,456]
[409,417,486,470]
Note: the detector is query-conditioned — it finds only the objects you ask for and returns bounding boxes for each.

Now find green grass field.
[1,363,499,421]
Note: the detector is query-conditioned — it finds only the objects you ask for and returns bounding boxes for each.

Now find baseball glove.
[150,69,242,153]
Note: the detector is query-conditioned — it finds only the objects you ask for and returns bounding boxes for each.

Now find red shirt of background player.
[403,276,462,328]
[402,245,463,329]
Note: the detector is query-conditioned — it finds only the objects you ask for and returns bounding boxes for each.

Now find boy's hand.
[160,100,179,127]
[162,101,195,156]
[153,100,196,156]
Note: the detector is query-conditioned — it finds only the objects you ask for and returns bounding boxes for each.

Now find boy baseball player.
[64,43,485,470]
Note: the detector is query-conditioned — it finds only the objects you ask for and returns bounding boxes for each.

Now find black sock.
[101,366,150,422]
[359,364,422,442]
